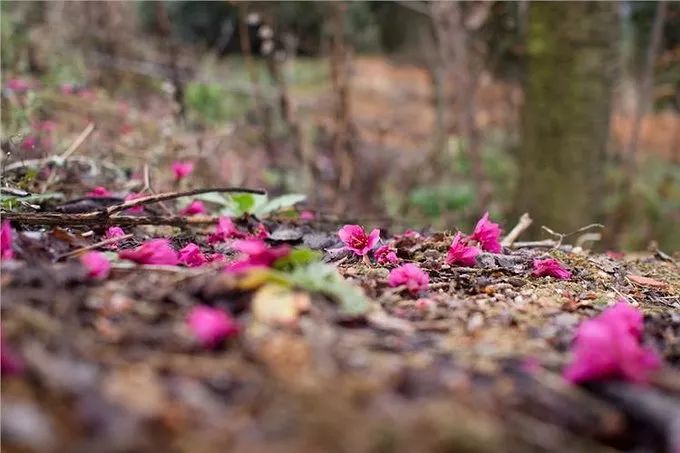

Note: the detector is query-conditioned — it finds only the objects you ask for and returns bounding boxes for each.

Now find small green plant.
[194,192,306,218]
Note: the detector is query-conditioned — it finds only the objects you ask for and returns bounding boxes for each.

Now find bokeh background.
[2,1,679,250]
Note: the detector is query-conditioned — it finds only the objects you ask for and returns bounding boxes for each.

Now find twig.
[541,223,604,248]
[56,233,134,260]
[60,122,95,160]
[1,212,221,227]
[502,213,532,247]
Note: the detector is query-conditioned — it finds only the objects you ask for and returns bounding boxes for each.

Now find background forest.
[2,1,679,250]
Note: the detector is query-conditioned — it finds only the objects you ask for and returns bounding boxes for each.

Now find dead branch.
[502,213,533,247]
[56,233,134,260]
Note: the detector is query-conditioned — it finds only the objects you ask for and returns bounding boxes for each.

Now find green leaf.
[273,247,322,271]
[193,192,232,206]
[254,194,306,216]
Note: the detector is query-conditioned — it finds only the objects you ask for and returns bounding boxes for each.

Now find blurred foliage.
[185,82,251,124]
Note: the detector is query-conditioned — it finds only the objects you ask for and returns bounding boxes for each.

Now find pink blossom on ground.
[253,223,269,239]
[208,216,246,244]
[105,226,125,241]
[374,245,399,266]
[124,192,145,214]
[338,224,380,256]
[606,250,625,261]
[179,200,206,216]
[1,334,24,376]
[5,78,30,93]
[178,243,208,268]
[186,306,240,349]
[446,232,480,267]
[87,186,112,197]
[172,161,194,181]
[300,210,315,221]
[118,239,178,265]
[225,239,290,273]
[20,136,38,151]
[388,263,429,295]
[532,258,572,280]
[563,301,661,384]
[1,221,14,260]
[469,212,502,253]
[80,251,111,279]
[207,253,228,265]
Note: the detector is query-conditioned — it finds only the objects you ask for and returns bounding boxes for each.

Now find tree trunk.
[515,1,618,233]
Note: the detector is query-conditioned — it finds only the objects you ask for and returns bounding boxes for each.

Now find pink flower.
[388,263,429,295]
[253,223,269,239]
[208,216,245,244]
[1,334,24,376]
[374,245,399,265]
[563,301,661,384]
[104,226,125,240]
[446,232,480,267]
[338,225,380,256]
[532,258,571,280]
[20,136,38,151]
[87,186,112,197]
[118,239,178,265]
[1,221,14,260]
[225,239,290,273]
[469,212,502,253]
[80,251,111,279]
[187,306,240,349]
[179,200,206,216]
[172,161,194,181]
[300,210,315,221]
[178,243,208,267]
[5,78,30,93]
[124,192,145,214]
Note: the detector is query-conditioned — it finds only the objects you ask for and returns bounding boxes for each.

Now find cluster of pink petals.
[374,245,399,265]
[468,212,502,253]
[388,263,429,295]
[225,239,290,273]
[1,334,24,376]
[338,224,380,256]
[532,258,571,280]
[446,232,480,267]
[563,301,661,384]
[1,221,14,260]
[186,306,240,349]
[179,243,208,267]
[87,186,112,197]
[172,161,194,181]
[124,192,145,214]
[179,200,206,216]
[80,251,111,279]
[208,216,246,244]
[118,239,178,265]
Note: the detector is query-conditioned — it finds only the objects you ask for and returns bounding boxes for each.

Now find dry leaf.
[252,283,310,325]
[626,274,668,289]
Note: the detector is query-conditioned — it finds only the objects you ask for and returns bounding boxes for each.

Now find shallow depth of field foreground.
[1,2,679,452]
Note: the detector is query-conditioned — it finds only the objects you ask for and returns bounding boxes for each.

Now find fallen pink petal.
[179,200,207,216]
[118,239,178,265]
[208,216,246,244]
[1,220,14,260]
[338,224,380,256]
[187,305,240,349]
[469,212,502,253]
[225,239,290,273]
[124,192,145,214]
[80,251,111,279]
[532,258,571,280]
[87,186,112,197]
[5,78,30,93]
[1,334,24,376]
[388,263,429,295]
[374,245,399,265]
[446,232,480,267]
[172,161,194,181]
[179,243,208,267]
[563,301,661,384]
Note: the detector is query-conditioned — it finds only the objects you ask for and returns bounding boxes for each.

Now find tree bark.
[515,1,618,233]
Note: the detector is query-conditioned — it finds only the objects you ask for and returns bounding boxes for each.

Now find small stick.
[56,233,134,260]
[1,212,221,227]
[502,213,532,247]
[61,122,95,160]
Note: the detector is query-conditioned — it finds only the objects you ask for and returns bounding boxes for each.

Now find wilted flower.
[80,251,111,279]
[124,192,145,214]
[179,200,206,216]
[208,216,246,244]
[179,243,208,268]
[388,263,429,295]
[87,186,112,197]
[225,239,290,273]
[374,245,399,265]
[563,301,661,384]
[338,224,380,256]
[119,239,178,265]
[1,221,14,260]
[172,161,194,181]
[469,212,502,253]
[532,258,571,280]
[187,306,240,349]
[446,232,480,267]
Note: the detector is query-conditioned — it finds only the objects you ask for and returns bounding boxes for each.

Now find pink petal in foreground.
[208,216,246,244]
[532,258,571,280]
[338,224,380,256]
[469,212,502,253]
[563,301,661,384]
[80,251,111,279]
[187,306,239,349]
[118,239,178,265]
[446,232,480,267]
[178,243,208,267]
[1,220,14,260]
[388,263,429,295]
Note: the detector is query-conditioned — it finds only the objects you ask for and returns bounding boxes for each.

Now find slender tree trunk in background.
[515,1,617,234]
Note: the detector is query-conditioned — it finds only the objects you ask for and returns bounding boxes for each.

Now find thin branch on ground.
[56,233,134,260]
[502,213,533,247]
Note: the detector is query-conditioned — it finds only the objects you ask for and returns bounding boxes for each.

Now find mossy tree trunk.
[515,1,618,233]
